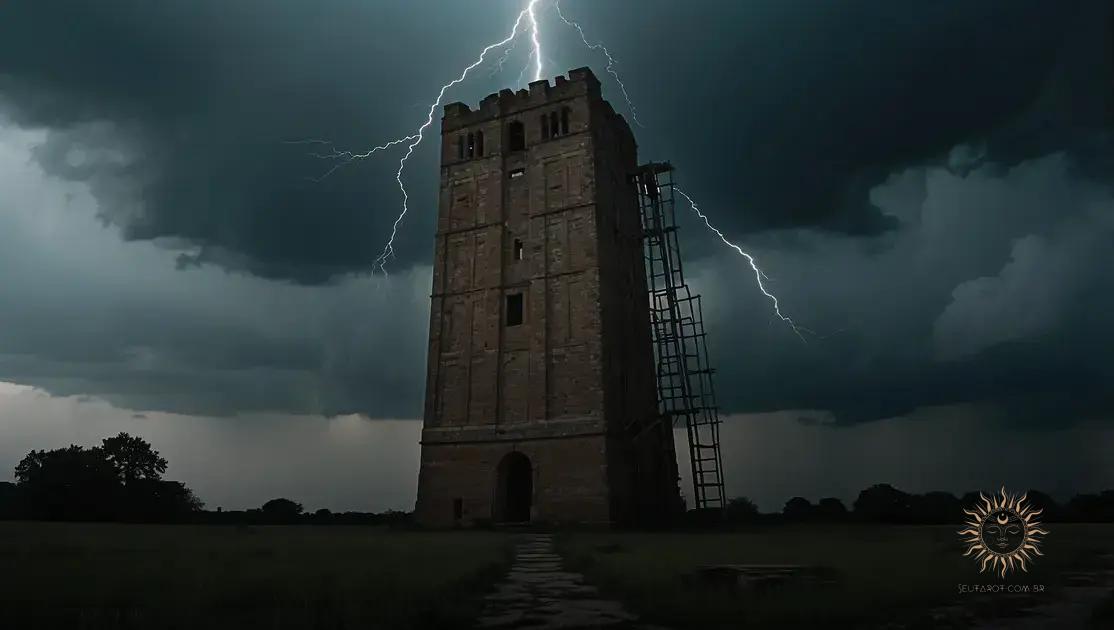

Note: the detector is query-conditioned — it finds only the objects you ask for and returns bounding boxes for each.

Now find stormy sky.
[1,0,1112,512]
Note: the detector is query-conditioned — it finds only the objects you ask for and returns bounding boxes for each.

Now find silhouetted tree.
[909,491,962,524]
[120,479,204,521]
[14,446,121,521]
[0,482,24,520]
[101,432,167,485]
[1023,490,1062,521]
[783,496,814,520]
[815,497,848,520]
[725,496,760,522]
[12,436,202,523]
[1067,491,1114,522]
[853,484,912,522]
[960,491,983,511]
[261,498,303,522]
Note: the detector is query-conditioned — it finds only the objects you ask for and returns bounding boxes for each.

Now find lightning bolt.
[289,0,807,340]
[554,1,642,127]
[675,188,810,341]
[549,2,806,339]
[284,137,418,183]
[291,1,543,275]
[374,0,544,274]
[527,0,544,82]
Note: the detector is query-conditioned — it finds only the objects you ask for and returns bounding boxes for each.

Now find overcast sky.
[1,0,1112,512]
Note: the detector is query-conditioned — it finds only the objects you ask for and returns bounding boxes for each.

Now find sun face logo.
[958,487,1049,578]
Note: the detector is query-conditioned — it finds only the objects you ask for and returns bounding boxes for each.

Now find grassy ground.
[0,522,511,630]
[558,523,1114,629]
[5,521,1111,629]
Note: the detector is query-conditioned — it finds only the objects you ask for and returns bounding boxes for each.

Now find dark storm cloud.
[0,0,1112,427]
[0,125,429,419]
[0,0,529,283]
[624,0,1111,235]
[695,150,1114,427]
[1,0,1109,283]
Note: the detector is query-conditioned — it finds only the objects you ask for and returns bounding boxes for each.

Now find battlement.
[442,67,603,131]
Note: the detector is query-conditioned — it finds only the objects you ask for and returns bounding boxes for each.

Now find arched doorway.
[494,451,532,523]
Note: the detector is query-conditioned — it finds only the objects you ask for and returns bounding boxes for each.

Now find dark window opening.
[540,114,549,139]
[466,132,475,158]
[561,107,570,135]
[506,293,523,326]
[475,130,484,157]
[513,239,524,261]
[508,121,526,151]
[453,498,463,521]
[550,111,559,138]
[509,168,525,179]
[456,136,464,160]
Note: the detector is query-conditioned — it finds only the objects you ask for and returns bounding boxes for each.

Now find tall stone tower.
[414,68,680,527]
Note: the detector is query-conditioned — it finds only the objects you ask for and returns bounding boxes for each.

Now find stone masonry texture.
[414,68,681,527]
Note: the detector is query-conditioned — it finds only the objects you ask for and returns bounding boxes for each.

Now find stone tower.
[414,68,680,527]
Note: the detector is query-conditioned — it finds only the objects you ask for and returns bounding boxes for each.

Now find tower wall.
[414,68,680,527]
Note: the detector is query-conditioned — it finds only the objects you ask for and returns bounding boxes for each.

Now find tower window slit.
[506,293,524,326]
[508,121,526,151]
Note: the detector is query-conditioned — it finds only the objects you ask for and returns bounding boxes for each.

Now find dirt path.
[475,533,666,630]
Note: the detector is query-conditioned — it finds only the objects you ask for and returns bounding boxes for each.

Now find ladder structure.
[634,162,726,511]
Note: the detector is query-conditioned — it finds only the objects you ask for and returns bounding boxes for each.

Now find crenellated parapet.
[442,67,604,132]
[439,67,632,167]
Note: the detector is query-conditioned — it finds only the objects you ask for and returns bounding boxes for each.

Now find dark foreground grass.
[559,523,1114,629]
[0,522,511,630]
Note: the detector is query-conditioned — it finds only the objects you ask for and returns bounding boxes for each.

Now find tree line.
[725,483,1114,524]
[6,436,1113,526]
[0,433,406,526]
[0,433,202,522]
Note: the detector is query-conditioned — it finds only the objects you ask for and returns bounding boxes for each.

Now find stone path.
[476,533,667,630]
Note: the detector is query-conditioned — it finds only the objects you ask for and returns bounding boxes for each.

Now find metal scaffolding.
[635,162,726,511]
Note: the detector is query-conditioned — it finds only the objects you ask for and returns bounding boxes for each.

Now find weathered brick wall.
[590,94,682,524]
[415,435,610,527]
[415,68,680,527]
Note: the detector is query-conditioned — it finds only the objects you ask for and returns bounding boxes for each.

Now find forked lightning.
[293,0,806,339]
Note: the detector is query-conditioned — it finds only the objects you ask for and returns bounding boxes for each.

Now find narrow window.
[453,498,463,521]
[508,167,525,179]
[550,111,559,137]
[513,239,524,261]
[561,107,570,135]
[506,293,524,326]
[540,114,549,139]
[457,135,464,160]
[475,130,484,157]
[508,121,525,151]
[466,132,475,158]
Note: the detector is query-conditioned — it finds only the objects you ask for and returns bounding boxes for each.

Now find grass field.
[0,522,511,630]
[3,522,1111,629]
[559,524,1114,628]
